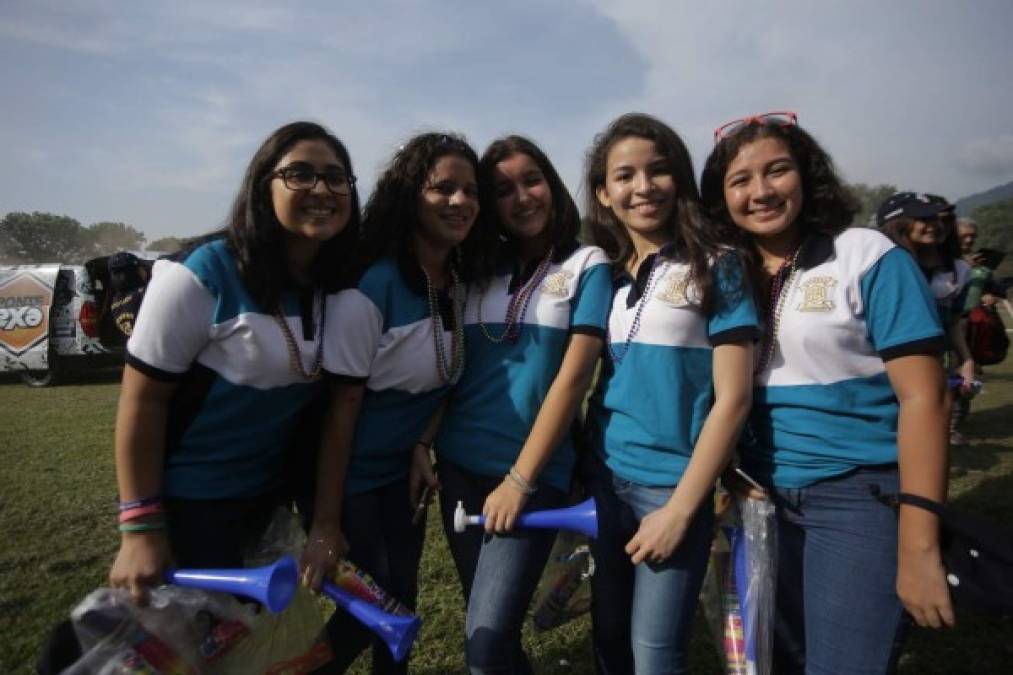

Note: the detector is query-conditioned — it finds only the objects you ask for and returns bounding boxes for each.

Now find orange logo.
[0,273,53,356]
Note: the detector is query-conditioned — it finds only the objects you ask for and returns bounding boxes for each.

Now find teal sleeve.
[570,262,612,334]
[861,247,944,358]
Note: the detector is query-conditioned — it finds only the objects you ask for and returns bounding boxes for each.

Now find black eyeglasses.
[272,162,357,195]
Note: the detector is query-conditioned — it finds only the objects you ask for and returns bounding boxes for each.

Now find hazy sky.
[2,0,1012,241]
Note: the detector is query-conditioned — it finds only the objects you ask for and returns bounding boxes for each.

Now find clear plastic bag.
[62,508,332,674]
[700,491,777,675]
[530,530,595,631]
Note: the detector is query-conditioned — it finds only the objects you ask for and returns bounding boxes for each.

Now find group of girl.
[108,112,953,675]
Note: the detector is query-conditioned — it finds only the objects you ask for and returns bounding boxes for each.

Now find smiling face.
[722,136,803,247]
[907,217,942,248]
[596,136,677,246]
[492,152,553,244]
[269,139,352,245]
[416,154,479,251]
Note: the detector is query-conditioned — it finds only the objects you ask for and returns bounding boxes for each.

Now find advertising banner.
[0,265,59,373]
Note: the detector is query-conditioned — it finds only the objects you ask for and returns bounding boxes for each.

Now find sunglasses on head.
[713,111,798,142]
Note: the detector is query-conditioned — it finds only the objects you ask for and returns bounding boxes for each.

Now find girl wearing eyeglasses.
[701,114,953,674]
[582,113,757,674]
[300,132,495,674]
[431,135,611,674]
[109,121,359,600]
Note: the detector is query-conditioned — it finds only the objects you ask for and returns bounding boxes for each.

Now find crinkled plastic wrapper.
[700,492,777,675]
[530,530,594,632]
[62,509,332,674]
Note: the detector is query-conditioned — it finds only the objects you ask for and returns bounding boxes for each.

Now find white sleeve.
[126,259,214,378]
[323,288,382,382]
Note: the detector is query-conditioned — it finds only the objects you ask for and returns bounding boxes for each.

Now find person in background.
[435,135,611,674]
[878,193,976,445]
[702,113,953,675]
[110,120,360,596]
[300,132,492,675]
[583,113,757,674]
[957,217,1001,310]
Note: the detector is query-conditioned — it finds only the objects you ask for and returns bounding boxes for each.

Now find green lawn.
[2,353,1013,674]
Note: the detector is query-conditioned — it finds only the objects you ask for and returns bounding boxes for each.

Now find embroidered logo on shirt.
[797,276,837,312]
[655,270,691,305]
[541,270,573,297]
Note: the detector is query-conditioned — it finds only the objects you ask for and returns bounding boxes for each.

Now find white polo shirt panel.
[324,257,453,495]
[743,228,944,488]
[437,244,611,491]
[587,251,759,487]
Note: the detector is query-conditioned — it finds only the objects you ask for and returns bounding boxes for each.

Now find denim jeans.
[324,477,426,675]
[438,460,567,675]
[583,453,713,675]
[771,466,907,675]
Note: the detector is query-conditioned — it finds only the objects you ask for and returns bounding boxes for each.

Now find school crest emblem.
[541,270,573,298]
[655,270,691,305]
[797,276,836,312]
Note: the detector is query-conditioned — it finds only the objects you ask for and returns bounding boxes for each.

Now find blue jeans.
[438,461,567,675]
[771,466,907,675]
[324,477,426,675]
[584,453,713,675]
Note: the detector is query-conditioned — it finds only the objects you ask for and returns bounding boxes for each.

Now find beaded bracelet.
[118,494,162,512]
[119,503,164,523]
[118,521,166,533]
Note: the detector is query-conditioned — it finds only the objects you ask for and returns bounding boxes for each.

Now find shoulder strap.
[897,492,947,518]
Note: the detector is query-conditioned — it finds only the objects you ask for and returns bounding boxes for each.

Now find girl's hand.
[109,531,173,606]
[897,546,956,629]
[482,480,529,533]
[625,503,692,565]
[957,359,977,396]
[409,443,440,508]
[300,524,348,592]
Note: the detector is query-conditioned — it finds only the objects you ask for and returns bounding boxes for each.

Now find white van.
[0,252,158,386]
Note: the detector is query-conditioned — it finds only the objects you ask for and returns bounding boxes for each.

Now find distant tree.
[147,236,183,253]
[0,211,92,264]
[970,198,1013,253]
[88,221,147,256]
[847,183,897,228]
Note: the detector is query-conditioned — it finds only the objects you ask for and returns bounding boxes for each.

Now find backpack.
[966,305,1009,366]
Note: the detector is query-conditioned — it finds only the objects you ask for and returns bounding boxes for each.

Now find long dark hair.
[881,213,962,270]
[478,135,581,273]
[224,121,361,309]
[584,112,723,311]
[359,132,495,282]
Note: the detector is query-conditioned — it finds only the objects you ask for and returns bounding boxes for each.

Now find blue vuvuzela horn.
[164,555,298,614]
[454,497,598,539]
[322,581,421,662]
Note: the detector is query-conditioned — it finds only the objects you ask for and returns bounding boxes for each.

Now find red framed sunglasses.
[713,111,798,142]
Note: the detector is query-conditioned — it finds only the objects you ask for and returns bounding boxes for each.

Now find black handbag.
[874,488,1013,616]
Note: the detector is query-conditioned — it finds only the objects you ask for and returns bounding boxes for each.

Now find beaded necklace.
[273,291,325,380]
[607,256,661,364]
[421,264,465,384]
[754,253,798,376]
[478,246,554,344]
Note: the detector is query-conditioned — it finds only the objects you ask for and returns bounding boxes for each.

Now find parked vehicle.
[0,252,159,386]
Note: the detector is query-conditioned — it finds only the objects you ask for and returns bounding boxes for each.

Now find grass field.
[2,351,1013,673]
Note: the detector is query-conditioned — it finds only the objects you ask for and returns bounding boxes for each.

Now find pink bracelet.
[118,503,164,523]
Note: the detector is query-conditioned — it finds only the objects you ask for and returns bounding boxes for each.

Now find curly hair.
[584,112,727,312]
[701,122,858,249]
[224,121,361,309]
[478,135,581,274]
[359,132,496,282]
